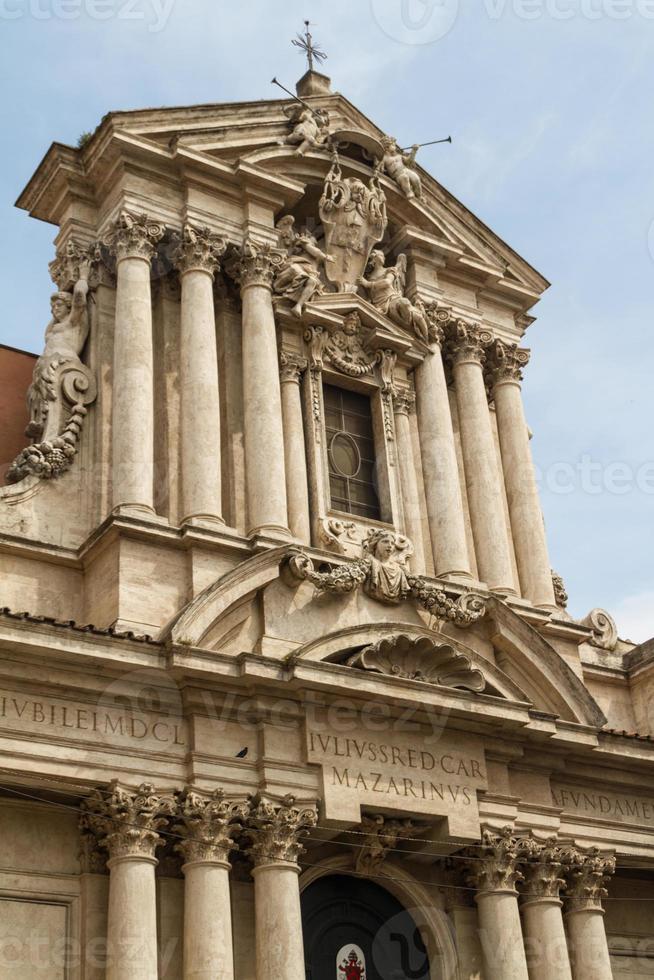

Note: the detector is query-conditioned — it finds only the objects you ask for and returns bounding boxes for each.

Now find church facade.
[0,61,652,980]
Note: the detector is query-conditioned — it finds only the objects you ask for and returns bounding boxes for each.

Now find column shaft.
[280,353,311,543]
[106,854,159,980]
[179,269,223,524]
[414,341,471,578]
[522,898,573,980]
[252,863,305,980]
[566,909,613,980]
[451,327,515,592]
[393,391,426,573]
[182,860,234,980]
[476,891,530,980]
[491,344,555,607]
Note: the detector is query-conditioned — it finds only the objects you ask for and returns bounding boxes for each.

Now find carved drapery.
[244,794,317,867]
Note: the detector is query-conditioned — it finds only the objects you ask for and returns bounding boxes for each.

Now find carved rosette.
[244,794,317,867]
[520,838,568,902]
[392,388,416,417]
[354,814,414,875]
[563,847,616,913]
[447,320,493,366]
[174,788,248,865]
[104,210,165,263]
[279,350,308,385]
[80,781,176,862]
[226,239,285,291]
[172,224,227,277]
[465,827,534,895]
[487,339,531,386]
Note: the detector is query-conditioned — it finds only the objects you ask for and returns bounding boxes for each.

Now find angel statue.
[273,215,334,317]
[279,104,330,156]
[357,251,429,343]
[379,136,422,201]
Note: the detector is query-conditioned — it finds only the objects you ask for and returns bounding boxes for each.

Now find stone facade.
[0,65,652,980]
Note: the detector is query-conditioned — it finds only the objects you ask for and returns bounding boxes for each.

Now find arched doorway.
[302,874,431,980]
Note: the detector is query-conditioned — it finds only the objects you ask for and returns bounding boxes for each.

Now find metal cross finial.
[292,19,327,72]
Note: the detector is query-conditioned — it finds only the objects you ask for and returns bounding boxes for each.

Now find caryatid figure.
[274,215,334,317]
[357,250,429,343]
[27,259,91,439]
[379,136,422,200]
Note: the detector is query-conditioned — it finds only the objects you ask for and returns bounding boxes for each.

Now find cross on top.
[291,20,327,72]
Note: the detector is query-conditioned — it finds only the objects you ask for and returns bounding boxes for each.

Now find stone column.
[175,789,247,980]
[564,848,616,980]
[105,211,164,515]
[489,341,557,608]
[520,840,573,980]
[392,388,426,573]
[228,243,290,539]
[280,351,311,543]
[173,225,227,527]
[465,828,530,980]
[413,316,471,579]
[449,321,516,593]
[245,795,317,980]
[81,781,176,980]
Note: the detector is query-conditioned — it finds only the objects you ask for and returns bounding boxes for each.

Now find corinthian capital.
[174,788,247,865]
[279,350,308,384]
[244,794,317,867]
[447,319,493,366]
[392,387,416,416]
[424,305,451,347]
[81,780,176,861]
[172,224,227,276]
[521,838,568,901]
[465,827,533,895]
[488,339,531,385]
[226,238,285,290]
[563,846,616,913]
[104,210,165,262]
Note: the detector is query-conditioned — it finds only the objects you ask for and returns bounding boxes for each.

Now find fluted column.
[279,351,311,543]
[175,789,247,980]
[465,828,530,980]
[413,316,471,579]
[245,795,317,980]
[520,839,573,980]
[564,848,616,980]
[449,321,516,593]
[489,341,556,608]
[106,211,164,515]
[393,388,426,573]
[173,225,227,527]
[228,243,290,539]
[81,781,175,980]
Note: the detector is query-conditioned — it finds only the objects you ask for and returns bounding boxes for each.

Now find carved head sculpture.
[381,135,399,153]
[363,529,401,564]
[342,311,361,336]
[50,291,73,321]
[368,249,385,271]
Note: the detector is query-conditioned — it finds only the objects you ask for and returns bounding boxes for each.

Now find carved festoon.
[280,103,330,156]
[174,788,248,865]
[347,634,486,692]
[172,224,227,276]
[378,136,422,200]
[244,794,317,866]
[354,814,414,874]
[7,253,97,484]
[581,608,619,652]
[563,846,616,913]
[81,781,176,860]
[104,209,165,262]
[358,251,429,343]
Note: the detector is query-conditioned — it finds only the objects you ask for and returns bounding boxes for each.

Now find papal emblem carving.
[319,150,387,293]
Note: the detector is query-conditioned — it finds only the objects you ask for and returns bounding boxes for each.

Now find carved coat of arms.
[319,153,387,293]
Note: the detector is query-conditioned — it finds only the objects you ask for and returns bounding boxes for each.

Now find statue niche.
[7,246,97,483]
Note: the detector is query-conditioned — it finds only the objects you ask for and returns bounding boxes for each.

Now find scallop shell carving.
[347,634,486,692]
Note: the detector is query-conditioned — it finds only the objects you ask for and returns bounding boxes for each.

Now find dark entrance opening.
[302,874,431,980]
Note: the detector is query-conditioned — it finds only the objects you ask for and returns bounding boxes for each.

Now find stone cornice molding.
[226,238,285,291]
[446,319,494,367]
[563,846,616,914]
[172,223,227,277]
[279,350,308,384]
[392,387,416,416]
[244,794,317,867]
[174,788,247,865]
[487,339,530,386]
[81,780,176,861]
[104,210,165,263]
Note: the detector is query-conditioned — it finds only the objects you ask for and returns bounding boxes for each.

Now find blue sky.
[1,0,653,639]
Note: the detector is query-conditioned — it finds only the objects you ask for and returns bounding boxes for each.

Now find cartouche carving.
[354,814,414,874]
[378,136,422,200]
[306,313,377,379]
[358,251,429,343]
[280,103,330,156]
[244,794,317,866]
[174,788,248,864]
[274,215,334,316]
[7,253,97,484]
[81,781,176,860]
[172,223,227,276]
[348,634,486,692]
[104,209,165,262]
